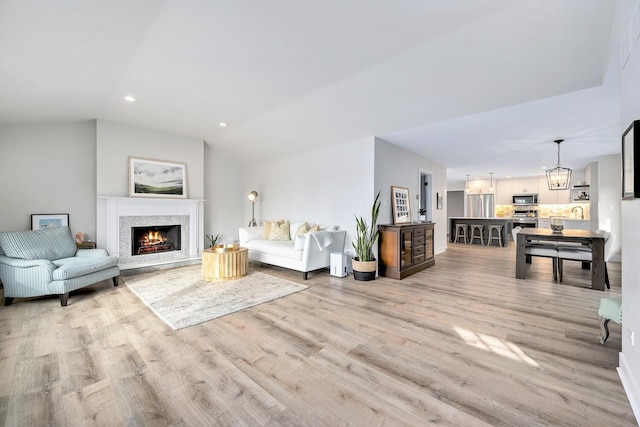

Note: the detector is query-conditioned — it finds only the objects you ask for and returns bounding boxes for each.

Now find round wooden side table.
[202,245,248,281]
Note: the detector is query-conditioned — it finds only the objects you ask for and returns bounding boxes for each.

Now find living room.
[1,1,640,424]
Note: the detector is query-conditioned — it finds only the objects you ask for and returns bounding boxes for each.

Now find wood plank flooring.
[1,243,636,426]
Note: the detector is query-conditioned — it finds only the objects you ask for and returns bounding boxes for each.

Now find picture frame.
[391,186,411,224]
[437,192,443,210]
[622,120,640,200]
[129,157,188,198]
[31,213,69,230]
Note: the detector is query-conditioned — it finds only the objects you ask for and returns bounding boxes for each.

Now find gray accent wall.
[0,121,97,236]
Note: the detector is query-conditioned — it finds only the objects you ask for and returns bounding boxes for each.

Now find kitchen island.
[449,217,513,246]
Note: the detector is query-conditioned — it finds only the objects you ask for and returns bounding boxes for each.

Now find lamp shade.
[247,191,259,202]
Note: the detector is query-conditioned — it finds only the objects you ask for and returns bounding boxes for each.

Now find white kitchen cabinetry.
[495,179,512,205]
[538,218,551,229]
[467,178,492,194]
[512,177,538,194]
[564,219,590,230]
[538,176,570,204]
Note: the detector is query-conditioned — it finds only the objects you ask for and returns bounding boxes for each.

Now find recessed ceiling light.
[123,95,136,102]
[219,122,228,127]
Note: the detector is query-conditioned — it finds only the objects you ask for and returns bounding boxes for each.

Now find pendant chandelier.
[546,139,572,190]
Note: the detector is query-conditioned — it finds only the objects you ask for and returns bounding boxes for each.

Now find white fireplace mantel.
[100,197,204,262]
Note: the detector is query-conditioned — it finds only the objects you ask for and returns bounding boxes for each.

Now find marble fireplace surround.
[101,197,204,271]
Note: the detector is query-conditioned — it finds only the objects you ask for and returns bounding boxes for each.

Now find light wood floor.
[0,243,636,426]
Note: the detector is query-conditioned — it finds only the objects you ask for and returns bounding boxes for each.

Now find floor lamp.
[247,191,259,227]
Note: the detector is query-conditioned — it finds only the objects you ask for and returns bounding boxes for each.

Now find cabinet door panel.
[401,230,413,267]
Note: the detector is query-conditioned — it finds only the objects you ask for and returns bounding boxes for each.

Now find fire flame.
[140,230,168,246]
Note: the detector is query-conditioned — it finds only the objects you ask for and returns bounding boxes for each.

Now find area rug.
[123,265,308,330]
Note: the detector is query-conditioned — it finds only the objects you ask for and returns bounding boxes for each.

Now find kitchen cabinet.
[538,176,570,204]
[564,219,590,230]
[378,223,435,279]
[467,178,493,194]
[495,179,512,205]
[538,218,551,229]
[512,177,538,194]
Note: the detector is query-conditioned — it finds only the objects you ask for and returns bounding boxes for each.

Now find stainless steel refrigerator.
[465,194,495,218]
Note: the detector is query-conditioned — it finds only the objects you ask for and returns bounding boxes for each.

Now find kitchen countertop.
[448,217,590,221]
[538,217,589,221]
[448,217,514,220]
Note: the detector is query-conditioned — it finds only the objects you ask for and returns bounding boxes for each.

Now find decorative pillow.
[295,222,309,236]
[293,234,305,251]
[263,220,273,239]
[269,220,291,241]
[308,223,321,232]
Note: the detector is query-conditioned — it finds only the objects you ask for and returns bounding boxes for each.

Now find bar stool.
[487,224,503,247]
[454,223,468,244]
[469,224,485,245]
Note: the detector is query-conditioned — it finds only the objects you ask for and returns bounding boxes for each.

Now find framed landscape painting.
[129,157,188,198]
[391,186,411,224]
[31,213,69,230]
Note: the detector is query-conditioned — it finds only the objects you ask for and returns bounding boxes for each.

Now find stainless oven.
[512,219,537,229]
[512,207,538,230]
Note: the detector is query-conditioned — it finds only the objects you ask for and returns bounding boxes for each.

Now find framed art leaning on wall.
[129,157,188,198]
[391,186,411,224]
[31,213,69,230]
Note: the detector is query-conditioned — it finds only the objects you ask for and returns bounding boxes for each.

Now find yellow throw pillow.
[263,220,273,239]
[269,220,291,241]
[308,223,321,232]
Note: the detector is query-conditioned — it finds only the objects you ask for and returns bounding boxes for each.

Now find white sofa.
[238,222,346,279]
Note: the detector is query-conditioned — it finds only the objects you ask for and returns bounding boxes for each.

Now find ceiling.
[0,0,630,186]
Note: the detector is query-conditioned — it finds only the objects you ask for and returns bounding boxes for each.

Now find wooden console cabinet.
[378,223,435,279]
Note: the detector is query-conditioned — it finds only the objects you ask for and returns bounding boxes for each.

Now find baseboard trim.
[618,352,640,424]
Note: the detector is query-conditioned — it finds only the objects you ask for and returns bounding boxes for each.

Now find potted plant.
[418,208,426,222]
[205,233,220,249]
[352,191,381,281]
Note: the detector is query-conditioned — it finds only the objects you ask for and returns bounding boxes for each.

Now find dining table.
[515,228,606,290]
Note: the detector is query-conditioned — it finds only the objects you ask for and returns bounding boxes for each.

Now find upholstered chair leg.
[599,316,611,344]
[4,297,14,306]
[553,258,558,281]
[59,293,69,306]
[605,264,610,289]
[302,272,308,280]
[113,276,119,287]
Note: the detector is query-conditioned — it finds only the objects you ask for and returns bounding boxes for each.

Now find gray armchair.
[0,227,120,306]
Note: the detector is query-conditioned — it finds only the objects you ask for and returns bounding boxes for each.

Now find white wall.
[596,154,622,259]
[243,136,375,253]
[95,120,205,247]
[374,138,448,254]
[0,121,97,237]
[618,0,640,419]
[203,143,244,244]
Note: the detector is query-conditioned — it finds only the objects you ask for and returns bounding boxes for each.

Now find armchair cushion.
[52,256,119,280]
[0,227,77,260]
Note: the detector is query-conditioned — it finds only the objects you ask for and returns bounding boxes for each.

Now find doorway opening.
[420,172,433,222]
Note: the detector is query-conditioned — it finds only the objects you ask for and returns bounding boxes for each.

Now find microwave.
[512,194,538,205]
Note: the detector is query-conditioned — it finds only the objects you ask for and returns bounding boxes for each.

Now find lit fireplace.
[131,225,181,256]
